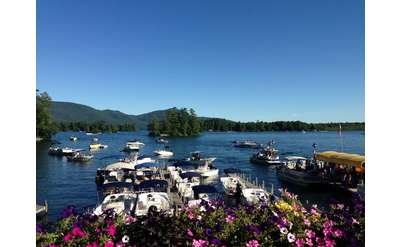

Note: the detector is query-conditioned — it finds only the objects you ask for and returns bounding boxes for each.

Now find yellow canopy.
[315,151,365,173]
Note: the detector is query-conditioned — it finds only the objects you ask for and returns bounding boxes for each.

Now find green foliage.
[150,108,202,137]
[202,119,365,132]
[55,121,136,133]
[36,91,57,140]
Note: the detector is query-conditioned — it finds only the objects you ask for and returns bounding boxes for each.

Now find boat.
[156,138,168,144]
[175,172,201,199]
[171,160,218,178]
[185,151,216,165]
[223,168,242,175]
[276,156,326,186]
[61,147,80,156]
[67,152,93,162]
[250,147,281,165]
[123,140,145,152]
[195,162,219,177]
[70,136,78,141]
[241,188,270,205]
[89,143,102,149]
[36,201,48,217]
[220,176,245,196]
[234,140,262,149]
[48,147,62,155]
[154,150,174,157]
[94,192,170,216]
[188,185,220,206]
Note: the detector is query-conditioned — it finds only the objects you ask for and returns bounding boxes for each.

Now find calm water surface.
[37,131,364,220]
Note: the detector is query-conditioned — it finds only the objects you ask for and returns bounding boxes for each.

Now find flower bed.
[37,190,364,247]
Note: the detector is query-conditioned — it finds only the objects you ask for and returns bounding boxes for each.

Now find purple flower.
[192,239,208,247]
[333,229,343,238]
[36,224,44,233]
[246,240,260,247]
[63,233,72,242]
[205,228,213,237]
[210,238,221,245]
[324,237,336,247]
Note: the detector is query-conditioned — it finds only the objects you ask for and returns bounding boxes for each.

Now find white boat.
[156,138,168,144]
[154,150,173,157]
[186,151,216,165]
[241,188,270,205]
[276,156,326,186]
[176,172,201,199]
[124,140,145,151]
[70,136,78,141]
[195,162,219,177]
[67,152,93,162]
[188,185,219,206]
[220,176,245,196]
[94,192,170,216]
[61,147,82,156]
[250,148,281,165]
[234,140,262,149]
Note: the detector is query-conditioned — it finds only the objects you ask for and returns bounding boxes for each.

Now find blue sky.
[37,0,364,122]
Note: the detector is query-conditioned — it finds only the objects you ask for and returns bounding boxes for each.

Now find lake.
[37,130,364,221]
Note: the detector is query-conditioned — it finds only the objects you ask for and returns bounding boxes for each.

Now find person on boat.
[235,182,242,205]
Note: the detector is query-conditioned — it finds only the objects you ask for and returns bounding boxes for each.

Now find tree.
[148,115,160,136]
[36,91,56,140]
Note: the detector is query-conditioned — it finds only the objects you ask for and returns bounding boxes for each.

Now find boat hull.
[276,167,326,186]
[250,156,281,165]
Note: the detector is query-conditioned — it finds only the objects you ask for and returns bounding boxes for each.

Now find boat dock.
[229,172,275,195]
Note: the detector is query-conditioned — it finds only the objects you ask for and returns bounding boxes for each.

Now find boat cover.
[180,172,201,179]
[192,185,218,194]
[135,162,161,169]
[315,151,365,172]
[136,180,168,191]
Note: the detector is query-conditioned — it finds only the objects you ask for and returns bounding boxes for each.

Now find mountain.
[49,101,168,130]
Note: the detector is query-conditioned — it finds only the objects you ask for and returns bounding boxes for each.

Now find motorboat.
[156,138,168,144]
[220,176,245,196]
[99,182,135,198]
[94,192,170,216]
[70,136,78,141]
[154,149,173,157]
[61,147,81,156]
[67,152,93,162]
[191,185,219,201]
[171,160,218,178]
[276,156,326,186]
[48,147,62,155]
[250,147,281,165]
[195,162,219,178]
[234,140,262,149]
[241,188,270,205]
[185,151,216,165]
[223,168,242,175]
[124,140,145,152]
[176,172,201,199]
[89,143,102,149]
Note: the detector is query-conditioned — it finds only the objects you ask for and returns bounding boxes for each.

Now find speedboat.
[171,160,218,178]
[250,148,281,165]
[276,156,326,186]
[89,143,101,149]
[67,152,93,162]
[61,147,80,156]
[48,147,62,155]
[195,162,219,177]
[124,140,145,152]
[241,188,270,205]
[220,176,245,196]
[188,185,220,206]
[70,136,78,141]
[234,140,262,149]
[176,172,201,199]
[154,150,173,157]
[156,138,168,144]
[185,151,216,165]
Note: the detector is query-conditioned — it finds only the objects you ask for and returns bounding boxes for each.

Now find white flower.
[200,206,206,212]
[280,227,288,235]
[287,233,296,243]
[288,221,293,230]
[122,235,129,243]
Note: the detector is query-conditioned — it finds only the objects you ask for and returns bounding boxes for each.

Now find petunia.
[287,233,296,243]
[122,235,129,243]
[333,229,343,238]
[63,233,72,242]
[246,240,260,247]
[104,240,114,247]
[192,239,208,247]
[304,219,311,227]
[72,227,86,238]
[225,215,235,223]
[187,228,194,237]
[305,229,315,239]
[295,238,304,247]
[305,238,313,246]
[108,224,116,237]
[280,227,288,235]
[86,242,99,247]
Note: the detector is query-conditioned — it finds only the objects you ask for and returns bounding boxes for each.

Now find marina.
[37,130,364,221]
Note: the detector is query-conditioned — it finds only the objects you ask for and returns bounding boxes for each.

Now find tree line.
[201,119,365,132]
[55,121,136,133]
[36,90,58,140]
[148,108,201,137]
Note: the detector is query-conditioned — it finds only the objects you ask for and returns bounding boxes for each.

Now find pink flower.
[72,227,86,238]
[323,220,334,229]
[323,228,333,237]
[225,215,235,223]
[116,242,124,247]
[104,240,114,247]
[86,242,99,247]
[351,217,359,225]
[63,233,72,242]
[288,233,296,243]
[125,215,137,225]
[49,244,59,247]
[337,204,344,210]
[304,219,311,227]
[188,211,194,220]
[246,240,260,247]
[108,224,116,237]
[95,228,102,234]
[295,239,304,247]
[305,229,315,239]
[187,228,194,237]
[324,237,336,247]
[192,239,208,247]
[333,229,343,238]
[305,238,313,246]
